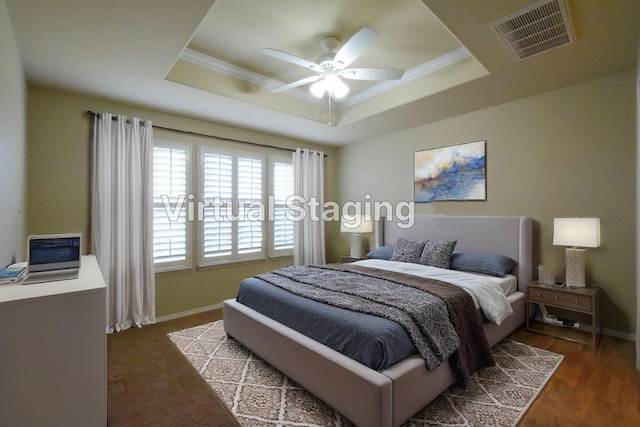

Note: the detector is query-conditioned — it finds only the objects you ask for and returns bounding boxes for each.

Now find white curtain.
[293,148,326,265]
[92,113,155,333]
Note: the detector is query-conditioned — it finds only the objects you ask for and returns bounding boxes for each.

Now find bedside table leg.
[594,296,601,347]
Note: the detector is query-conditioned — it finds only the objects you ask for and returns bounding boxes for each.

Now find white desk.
[0,255,107,426]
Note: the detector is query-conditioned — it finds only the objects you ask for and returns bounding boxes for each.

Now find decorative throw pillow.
[419,240,457,268]
[390,239,425,263]
[366,244,396,260]
[450,252,518,277]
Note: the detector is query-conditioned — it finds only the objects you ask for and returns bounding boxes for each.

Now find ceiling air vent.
[491,0,575,61]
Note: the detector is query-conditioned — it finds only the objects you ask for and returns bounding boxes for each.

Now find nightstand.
[526,281,602,347]
[340,256,366,263]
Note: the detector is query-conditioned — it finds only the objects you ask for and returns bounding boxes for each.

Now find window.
[199,147,265,266]
[152,141,295,270]
[152,140,191,271]
[269,157,294,257]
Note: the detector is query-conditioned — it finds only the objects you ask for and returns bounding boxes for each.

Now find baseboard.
[579,324,635,341]
[603,328,635,341]
[156,303,223,323]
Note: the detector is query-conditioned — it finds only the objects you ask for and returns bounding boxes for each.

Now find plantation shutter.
[237,155,264,254]
[271,159,294,254]
[152,142,190,269]
[201,151,233,259]
[199,147,265,265]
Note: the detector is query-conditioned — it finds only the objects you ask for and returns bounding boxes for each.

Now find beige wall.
[335,70,637,335]
[26,85,337,317]
[636,55,640,369]
[0,0,26,266]
[23,71,637,334]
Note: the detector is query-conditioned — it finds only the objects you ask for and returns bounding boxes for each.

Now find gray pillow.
[419,240,457,268]
[390,239,425,263]
[366,244,396,260]
[450,252,517,277]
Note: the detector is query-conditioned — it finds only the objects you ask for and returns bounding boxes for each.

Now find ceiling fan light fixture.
[309,75,349,99]
[310,79,326,98]
[266,27,401,99]
[326,75,349,99]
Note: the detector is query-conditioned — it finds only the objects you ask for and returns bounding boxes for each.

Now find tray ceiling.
[5,0,639,145]
[167,0,488,127]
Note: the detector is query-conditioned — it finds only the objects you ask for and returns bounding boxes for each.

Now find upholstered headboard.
[374,215,533,292]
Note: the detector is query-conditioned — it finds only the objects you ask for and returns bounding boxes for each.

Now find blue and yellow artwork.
[414,140,486,202]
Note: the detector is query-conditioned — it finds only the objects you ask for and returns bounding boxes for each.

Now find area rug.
[168,321,563,427]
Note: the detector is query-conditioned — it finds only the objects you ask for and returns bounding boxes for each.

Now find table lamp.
[340,216,373,258]
[553,218,600,287]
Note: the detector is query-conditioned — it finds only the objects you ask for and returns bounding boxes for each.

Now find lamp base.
[350,233,364,258]
[565,247,586,287]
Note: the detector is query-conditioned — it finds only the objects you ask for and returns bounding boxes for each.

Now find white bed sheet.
[478,272,517,296]
[353,259,514,325]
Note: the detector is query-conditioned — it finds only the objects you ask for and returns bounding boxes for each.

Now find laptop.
[21,234,82,285]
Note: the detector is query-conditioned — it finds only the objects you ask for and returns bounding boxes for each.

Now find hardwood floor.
[108,310,640,426]
[509,328,640,427]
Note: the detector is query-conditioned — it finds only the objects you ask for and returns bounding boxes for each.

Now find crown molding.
[337,47,472,109]
[180,47,472,110]
[179,49,325,106]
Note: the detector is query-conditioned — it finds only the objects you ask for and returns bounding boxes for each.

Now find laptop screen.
[28,234,82,273]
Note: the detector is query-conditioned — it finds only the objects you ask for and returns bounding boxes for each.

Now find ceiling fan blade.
[340,67,405,81]
[262,48,322,73]
[333,27,378,69]
[271,75,322,93]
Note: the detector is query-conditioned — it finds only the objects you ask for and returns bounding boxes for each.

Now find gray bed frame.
[223,215,532,426]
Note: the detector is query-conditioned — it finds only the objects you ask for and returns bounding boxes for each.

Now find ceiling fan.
[262,27,405,100]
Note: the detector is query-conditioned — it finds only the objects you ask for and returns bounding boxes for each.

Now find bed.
[223,215,532,427]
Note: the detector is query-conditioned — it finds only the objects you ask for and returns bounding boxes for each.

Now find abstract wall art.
[414,140,486,202]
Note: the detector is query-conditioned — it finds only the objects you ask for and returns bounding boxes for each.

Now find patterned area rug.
[168,321,563,427]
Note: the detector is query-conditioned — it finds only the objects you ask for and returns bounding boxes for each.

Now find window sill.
[267,254,294,261]
[155,266,192,277]
[197,257,267,271]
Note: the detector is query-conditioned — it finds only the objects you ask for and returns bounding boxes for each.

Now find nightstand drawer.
[527,287,593,312]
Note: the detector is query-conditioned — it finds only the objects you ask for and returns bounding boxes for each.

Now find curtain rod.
[86,111,327,156]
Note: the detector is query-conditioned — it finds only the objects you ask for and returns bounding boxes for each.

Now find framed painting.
[414,140,486,202]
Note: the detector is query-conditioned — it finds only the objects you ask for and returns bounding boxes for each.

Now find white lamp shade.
[553,218,600,248]
[340,216,373,234]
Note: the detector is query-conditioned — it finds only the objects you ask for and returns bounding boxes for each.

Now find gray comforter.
[257,264,494,387]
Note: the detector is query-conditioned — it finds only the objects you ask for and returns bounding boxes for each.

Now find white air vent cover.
[491,0,575,61]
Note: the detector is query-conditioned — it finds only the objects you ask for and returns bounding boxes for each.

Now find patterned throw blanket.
[257,264,494,387]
